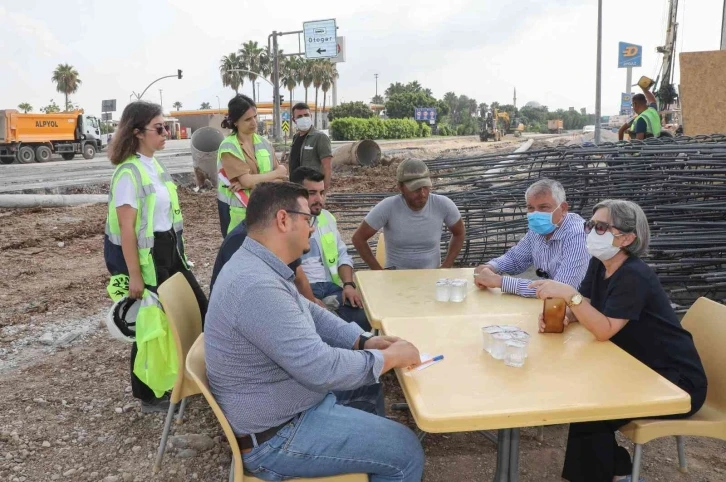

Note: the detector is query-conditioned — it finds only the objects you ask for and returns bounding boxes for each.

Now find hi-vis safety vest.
[216,133,273,234]
[316,209,342,287]
[104,155,184,397]
[632,107,662,138]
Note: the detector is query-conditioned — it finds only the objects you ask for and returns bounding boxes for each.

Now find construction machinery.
[0,110,103,164]
[480,111,502,142]
[497,111,525,137]
[547,119,564,134]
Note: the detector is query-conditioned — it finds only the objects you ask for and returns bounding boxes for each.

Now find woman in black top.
[530,199,707,482]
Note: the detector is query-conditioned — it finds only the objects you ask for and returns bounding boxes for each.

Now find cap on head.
[396,159,432,191]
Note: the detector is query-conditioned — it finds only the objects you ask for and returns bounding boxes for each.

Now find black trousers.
[130,230,208,402]
[217,200,230,238]
[562,382,707,482]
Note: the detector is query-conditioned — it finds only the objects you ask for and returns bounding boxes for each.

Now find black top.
[580,256,707,391]
[210,221,301,294]
[288,134,306,177]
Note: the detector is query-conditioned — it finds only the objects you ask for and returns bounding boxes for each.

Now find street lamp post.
[374,73,379,100]
[594,0,603,145]
[216,95,220,110]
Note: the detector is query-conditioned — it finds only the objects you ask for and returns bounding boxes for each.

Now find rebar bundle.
[329,135,726,312]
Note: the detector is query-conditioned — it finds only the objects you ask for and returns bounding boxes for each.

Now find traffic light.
[279,95,284,106]
[177,69,183,80]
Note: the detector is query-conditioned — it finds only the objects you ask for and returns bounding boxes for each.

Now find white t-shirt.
[113,153,173,232]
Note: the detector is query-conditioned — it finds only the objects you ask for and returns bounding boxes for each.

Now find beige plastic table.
[355,268,542,330]
[381,314,691,482]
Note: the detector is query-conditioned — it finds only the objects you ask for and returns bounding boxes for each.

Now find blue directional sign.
[414,108,437,122]
[618,42,642,68]
[281,111,290,121]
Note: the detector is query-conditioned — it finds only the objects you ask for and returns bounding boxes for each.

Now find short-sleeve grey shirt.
[364,193,461,269]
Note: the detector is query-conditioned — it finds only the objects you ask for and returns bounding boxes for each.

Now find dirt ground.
[1,137,725,482]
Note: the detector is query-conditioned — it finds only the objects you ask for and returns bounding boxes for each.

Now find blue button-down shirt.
[205,237,384,435]
[489,212,590,297]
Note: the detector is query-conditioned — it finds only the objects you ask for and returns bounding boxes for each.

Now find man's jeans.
[311,282,371,332]
[242,390,424,481]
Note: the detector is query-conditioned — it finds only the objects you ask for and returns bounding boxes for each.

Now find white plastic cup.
[504,340,527,367]
[449,279,467,302]
[435,279,451,302]
[490,333,512,360]
[511,330,531,358]
[481,325,503,353]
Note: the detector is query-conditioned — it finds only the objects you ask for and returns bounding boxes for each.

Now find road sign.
[331,36,346,63]
[618,42,642,68]
[620,92,633,115]
[414,108,437,122]
[102,99,116,112]
[282,120,290,133]
[282,111,290,121]
[303,19,337,59]
[102,112,112,121]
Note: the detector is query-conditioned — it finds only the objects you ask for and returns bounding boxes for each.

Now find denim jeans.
[242,392,424,481]
[311,281,371,332]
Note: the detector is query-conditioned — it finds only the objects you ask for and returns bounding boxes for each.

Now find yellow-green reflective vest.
[316,209,342,287]
[216,133,273,233]
[632,107,662,138]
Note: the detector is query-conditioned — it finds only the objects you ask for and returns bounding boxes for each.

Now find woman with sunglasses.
[530,199,707,482]
[217,94,288,236]
[105,101,208,412]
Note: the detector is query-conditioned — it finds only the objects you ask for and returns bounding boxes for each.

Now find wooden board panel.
[680,50,726,136]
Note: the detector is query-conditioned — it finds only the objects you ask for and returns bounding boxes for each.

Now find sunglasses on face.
[584,220,627,235]
[144,125,166,135]
[286,210,317,227]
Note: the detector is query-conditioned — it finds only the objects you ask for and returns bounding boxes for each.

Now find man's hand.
[364,335,401,350]
[342,285,362,308]
[275,164,288,180]
[473,267,502,289]
[382,340,421,373]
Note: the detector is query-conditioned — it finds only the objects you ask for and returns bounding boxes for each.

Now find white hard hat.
[106,297,139,343]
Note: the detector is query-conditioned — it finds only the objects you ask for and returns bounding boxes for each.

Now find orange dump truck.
[0,110,103,164]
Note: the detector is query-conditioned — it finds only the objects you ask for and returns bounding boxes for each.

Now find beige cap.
[396,159,432,191]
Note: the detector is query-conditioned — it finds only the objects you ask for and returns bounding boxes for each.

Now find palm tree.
[311,60,329,125]
[51,64,82,112]
[444,92,458,121]
[301,59,314,105]
[219,52,245,94]
[173,101,182,111]
[320,63,338,128]
[371,95,384,104]
[423,88,433,97]
[18,103,32,113]
[280,56,302,121]
[200,102,212,109]
[468,98,478,116]
[239,41,265,102]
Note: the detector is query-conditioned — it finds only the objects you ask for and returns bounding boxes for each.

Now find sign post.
[303,19,337,59]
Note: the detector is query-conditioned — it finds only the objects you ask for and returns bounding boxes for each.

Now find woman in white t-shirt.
[105,101,207,412]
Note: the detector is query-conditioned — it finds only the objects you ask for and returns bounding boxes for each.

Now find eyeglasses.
[145,126,166,135]
[584,220,628,236]
[286,210,317,227]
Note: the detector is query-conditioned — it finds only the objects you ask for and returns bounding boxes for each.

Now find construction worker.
[291,167,371,331]
[104,101,207,412]
[352,159,466,270]
[217,95,288,236]
[288,103,333,190]
[618,86,661,141]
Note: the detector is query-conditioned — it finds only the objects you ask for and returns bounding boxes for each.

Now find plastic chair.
[152,273,204,473]
[619,297,726,479]
[186,334,367,482]
[375,232,386,266]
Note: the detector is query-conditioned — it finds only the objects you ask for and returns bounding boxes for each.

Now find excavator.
[480,109,525,142]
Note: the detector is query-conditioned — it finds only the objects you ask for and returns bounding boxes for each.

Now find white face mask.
[295,116,312,131]
[586,229,621,261]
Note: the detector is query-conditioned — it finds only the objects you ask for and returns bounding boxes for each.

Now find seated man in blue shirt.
[206,182,424,481]
[474,178,589,298]
[291,167,370,331]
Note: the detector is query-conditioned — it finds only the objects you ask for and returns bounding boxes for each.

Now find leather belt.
[236,416,295,451]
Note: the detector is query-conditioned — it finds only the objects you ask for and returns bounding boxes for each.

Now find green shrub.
[330,117,420,140]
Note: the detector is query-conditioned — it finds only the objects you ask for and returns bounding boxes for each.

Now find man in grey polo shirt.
[353,158,466,270]
[206,182,424,481]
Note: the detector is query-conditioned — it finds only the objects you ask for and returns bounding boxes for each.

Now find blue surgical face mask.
[527,205,561,235]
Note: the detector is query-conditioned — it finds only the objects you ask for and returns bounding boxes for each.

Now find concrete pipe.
[331,140,382,167]
[191,127,224,188]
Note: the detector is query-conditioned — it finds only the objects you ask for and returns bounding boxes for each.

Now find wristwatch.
[567,293,584,308]
[358,332,374,350]
[343,281,357,289]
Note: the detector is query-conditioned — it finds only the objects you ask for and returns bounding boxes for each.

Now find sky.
[0,0,723,120]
